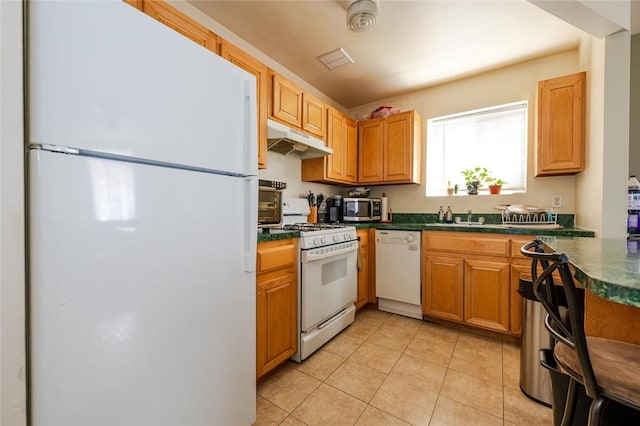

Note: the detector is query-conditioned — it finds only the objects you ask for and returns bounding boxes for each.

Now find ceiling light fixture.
[346,0,379,33]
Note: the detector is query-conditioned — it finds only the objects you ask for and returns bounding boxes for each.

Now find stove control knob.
[321,237,327,245]
[406,233,415,243]
[333,234,340,243]
[313,237,320,246]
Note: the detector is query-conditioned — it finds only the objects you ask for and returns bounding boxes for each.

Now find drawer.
[424,232,509,257]
[511,237,537,259]
[257,239,297,274]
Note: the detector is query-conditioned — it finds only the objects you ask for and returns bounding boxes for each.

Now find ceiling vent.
[346,0,379,33]
[317,47,354,70]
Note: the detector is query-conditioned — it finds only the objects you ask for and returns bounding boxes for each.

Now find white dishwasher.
[375,230,422,319]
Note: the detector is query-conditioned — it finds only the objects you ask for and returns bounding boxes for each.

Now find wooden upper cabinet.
[345,119,357,183]
[357,111,421,184]
[301,107,356,184]
[141,0,218,54]
[302,93,326,139]
[385,112,417,182]
[326,108,346,181]
[358,119,385,183]
[271,74,303,128]
[219,40,268,169]
[536,71,586,176]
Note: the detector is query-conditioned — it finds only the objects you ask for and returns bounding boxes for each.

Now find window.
[426,101,527,196]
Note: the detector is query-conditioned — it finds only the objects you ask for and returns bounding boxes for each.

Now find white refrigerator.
[27,1,257,425]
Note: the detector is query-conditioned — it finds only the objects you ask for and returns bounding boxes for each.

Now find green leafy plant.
[461,167,491,188]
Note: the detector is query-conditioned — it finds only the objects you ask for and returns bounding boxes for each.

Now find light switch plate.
[551,195,563,208]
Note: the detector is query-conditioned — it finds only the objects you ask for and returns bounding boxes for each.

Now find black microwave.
[342,198,381,222]
[258,180,286,228]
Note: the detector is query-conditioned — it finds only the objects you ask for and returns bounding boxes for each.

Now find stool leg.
[561,378,578,426]
[588,396,608,426]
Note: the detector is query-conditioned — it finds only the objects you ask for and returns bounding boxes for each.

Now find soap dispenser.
[445,206,453,224]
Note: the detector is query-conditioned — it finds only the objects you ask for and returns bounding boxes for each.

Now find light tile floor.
[256,307,553,425]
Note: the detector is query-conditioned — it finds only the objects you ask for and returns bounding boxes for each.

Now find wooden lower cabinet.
[422,231,531,336]
[256,239,298,379]
[422,255,464,322]
[464,257,510,332]
[356,229,369,309]
[509,261,529,336]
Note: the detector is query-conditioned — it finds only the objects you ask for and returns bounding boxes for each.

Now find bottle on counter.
[437,206,445,224]
[445,206,453,224]
[628,176,640,235]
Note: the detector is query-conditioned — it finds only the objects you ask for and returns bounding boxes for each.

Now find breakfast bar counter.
[538,236,640,345]
[538,236,640,307]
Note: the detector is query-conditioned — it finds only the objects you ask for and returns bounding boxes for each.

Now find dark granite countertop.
[538,236,640,307]
[257,229,300,243]
[258,220,594,243]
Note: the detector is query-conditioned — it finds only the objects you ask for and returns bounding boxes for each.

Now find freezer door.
[28,0,257,176]
[28,150,256,425]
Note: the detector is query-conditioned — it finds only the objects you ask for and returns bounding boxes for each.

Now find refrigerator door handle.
[244,79,258,175]
[244,176,258,272]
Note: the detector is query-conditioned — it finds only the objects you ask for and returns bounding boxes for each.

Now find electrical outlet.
[551,195,563,208]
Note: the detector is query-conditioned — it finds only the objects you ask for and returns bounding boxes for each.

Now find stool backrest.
[520,239,599,399]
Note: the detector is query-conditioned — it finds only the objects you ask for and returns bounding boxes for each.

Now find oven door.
[300,243,357,332]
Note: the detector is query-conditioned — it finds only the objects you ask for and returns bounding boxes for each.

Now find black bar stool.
[521,240,640,426]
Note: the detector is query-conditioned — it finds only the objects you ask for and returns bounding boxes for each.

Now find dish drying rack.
[501,208,557,226]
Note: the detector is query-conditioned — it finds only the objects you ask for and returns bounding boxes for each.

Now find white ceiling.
[190,0,637,109]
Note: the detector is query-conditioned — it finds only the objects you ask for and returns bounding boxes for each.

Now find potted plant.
[446,180,454,196]
[461,167,491,195]
[488,178,506,195]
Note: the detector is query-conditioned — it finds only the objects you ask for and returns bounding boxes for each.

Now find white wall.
[258,151,340,201]
[169,0,346,113]
[577,35,606,235]
[576,30,630,239]
[348,51,581,216]
[631,33,640,177]
[0,0,26,424]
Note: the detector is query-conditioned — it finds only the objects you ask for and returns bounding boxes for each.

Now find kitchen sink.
[426,222,504,228]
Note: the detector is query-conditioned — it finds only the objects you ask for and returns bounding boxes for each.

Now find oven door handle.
[301,242,358,263]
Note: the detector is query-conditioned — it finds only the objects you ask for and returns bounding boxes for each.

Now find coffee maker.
[325,195,343,223]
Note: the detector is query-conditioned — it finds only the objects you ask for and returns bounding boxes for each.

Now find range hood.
[267,119,332,159]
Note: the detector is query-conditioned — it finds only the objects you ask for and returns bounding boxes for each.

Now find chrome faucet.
[467,209,472,223]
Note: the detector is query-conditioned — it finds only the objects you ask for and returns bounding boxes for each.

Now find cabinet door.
[464,258,510,332]
[302,93,326,139]
[536,72,585,176]
[142,0,218,53]
[423,255,464,322]
[271,74,302,128]
[326,108,345,181]
[219,40,268,169]
[345,118,358,183]
[256,271,297,379]
[358,119,385,183]
[356,229,369,309]
[384,112,413,182]
[509,261,530,336]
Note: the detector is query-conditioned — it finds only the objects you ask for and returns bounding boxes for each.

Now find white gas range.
[282,199,358,362]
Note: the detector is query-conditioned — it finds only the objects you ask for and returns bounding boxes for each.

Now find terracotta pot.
[488,184,502,195]
[446,188,454,196]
